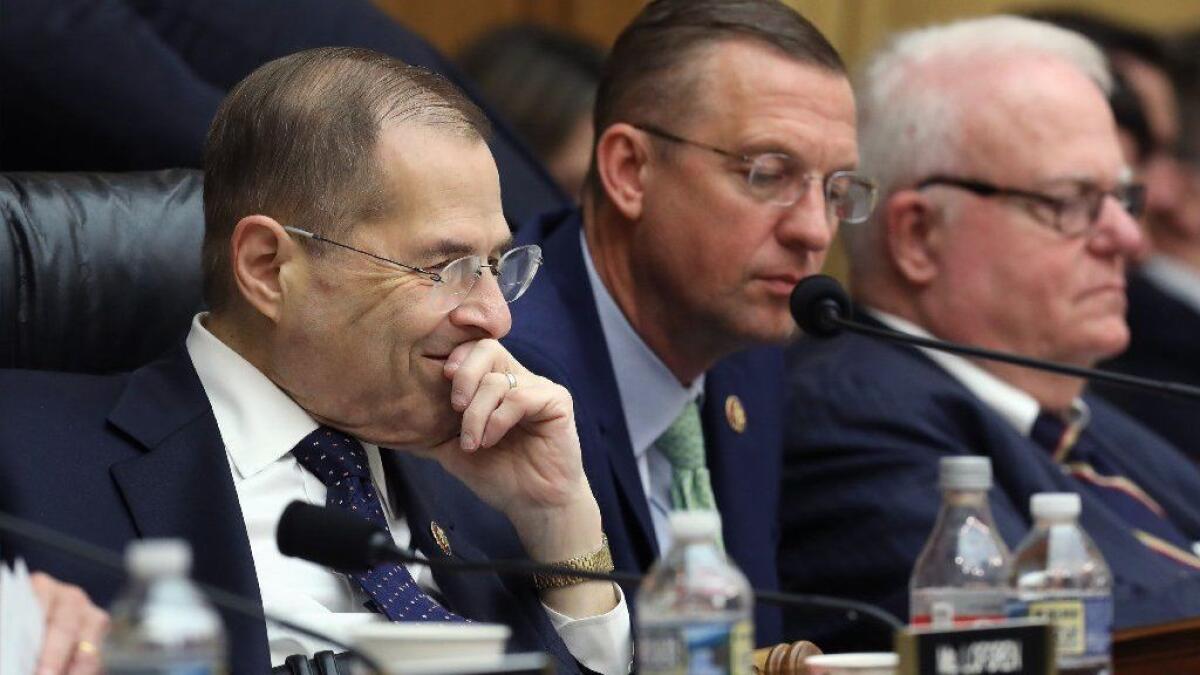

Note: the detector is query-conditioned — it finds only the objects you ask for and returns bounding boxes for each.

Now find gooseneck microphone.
[790,275,1200,401]
[277,501,905,632]
[0,510,385,675]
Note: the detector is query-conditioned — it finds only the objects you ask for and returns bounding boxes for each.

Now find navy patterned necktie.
[290,427,463,621]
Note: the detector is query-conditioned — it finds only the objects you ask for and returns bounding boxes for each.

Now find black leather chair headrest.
[1,170,204,372]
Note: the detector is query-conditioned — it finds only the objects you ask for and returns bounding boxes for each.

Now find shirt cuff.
[541,583,632,675]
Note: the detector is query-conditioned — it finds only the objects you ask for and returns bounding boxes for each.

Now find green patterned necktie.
[656,399,717,512]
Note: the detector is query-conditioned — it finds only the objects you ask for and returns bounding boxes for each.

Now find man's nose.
[776,178,835,252]
[448,270,512,338]
[1089,194,1144,258]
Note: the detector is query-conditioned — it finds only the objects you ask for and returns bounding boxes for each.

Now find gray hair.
[844,15,1113,275]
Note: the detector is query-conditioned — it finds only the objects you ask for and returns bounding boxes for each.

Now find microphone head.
[277,501,384,573]
[789,274,851,338]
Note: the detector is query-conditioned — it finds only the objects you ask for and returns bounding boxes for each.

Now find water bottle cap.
[668,510,722,540]
[1030,492,1081,520]
[938,456,992,491]
[126,539,192,578]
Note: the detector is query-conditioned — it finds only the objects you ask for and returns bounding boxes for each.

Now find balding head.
[202,47,491,312]
[846,16,1144,406]
[846,16,1113,288]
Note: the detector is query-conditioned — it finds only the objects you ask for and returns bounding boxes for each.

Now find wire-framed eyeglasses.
[915,175,1146,238]
[632,123,878,224]
[283,226,543,312]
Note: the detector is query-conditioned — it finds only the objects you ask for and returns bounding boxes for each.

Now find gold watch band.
[531,534,615,590]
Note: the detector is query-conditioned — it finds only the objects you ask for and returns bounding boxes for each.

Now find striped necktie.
[1030,410,1200,571]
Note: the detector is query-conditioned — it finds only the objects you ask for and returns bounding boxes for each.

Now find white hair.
[844,15,1114,277]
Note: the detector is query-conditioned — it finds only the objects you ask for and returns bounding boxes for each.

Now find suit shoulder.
[787,334,956,404]
[0,368,128,413]
[0,369,133,467]
[513,207,578,247]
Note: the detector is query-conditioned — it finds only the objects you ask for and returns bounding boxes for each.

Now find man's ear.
[229,215,297,323]
[884,190,943,286]
[594,122,652,221]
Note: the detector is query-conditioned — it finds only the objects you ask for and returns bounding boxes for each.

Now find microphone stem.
[833,316,1200,401]
[754,589,904,630]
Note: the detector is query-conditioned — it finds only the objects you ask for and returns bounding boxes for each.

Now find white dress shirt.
[1140,255,1200,316]
[184,315,630,674]
[581,232,706,554]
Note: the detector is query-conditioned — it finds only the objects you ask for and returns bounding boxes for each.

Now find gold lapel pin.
[430,522,452,557]
[725,395,747,434]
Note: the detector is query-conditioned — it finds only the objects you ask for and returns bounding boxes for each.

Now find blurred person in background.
[0,0,566,226]
[459,24,605,200]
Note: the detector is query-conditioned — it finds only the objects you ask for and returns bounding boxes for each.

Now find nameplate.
[895,620,1054,675]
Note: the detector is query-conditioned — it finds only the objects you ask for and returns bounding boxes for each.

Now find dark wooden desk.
[1114,616,1200,674]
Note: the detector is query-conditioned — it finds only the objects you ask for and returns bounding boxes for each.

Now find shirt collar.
[580,230,705,458]
[186,314,319,479]
[867,308,1051,435]
[1140,255,1200,316]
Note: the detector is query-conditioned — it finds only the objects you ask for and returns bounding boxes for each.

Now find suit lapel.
[106,347,269,671]
[702,350,786,643]
[538,214,658,560]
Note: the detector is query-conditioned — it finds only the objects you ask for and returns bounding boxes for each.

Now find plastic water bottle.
[910,456,1011,628]
[104,539,227,674]
[636,511,754,675]
[1009,493,1112,675]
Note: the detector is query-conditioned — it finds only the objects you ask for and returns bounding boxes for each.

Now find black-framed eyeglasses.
[283,226,543,312]
[915,175,1146,238]
[631,123,878,224]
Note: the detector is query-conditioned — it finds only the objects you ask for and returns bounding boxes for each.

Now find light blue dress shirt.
[580,231,706,554]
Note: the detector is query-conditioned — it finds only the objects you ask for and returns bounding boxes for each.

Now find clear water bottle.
[1009,493,1112,675]
[910,456,1011,628]
[104,539,227,674]
[636,511,754,675]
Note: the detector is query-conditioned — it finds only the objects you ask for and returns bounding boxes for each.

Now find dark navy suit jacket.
[781,324,1200,652]
[1098,269,1200,461]
[0,348,583,674]
[503,209,785,645]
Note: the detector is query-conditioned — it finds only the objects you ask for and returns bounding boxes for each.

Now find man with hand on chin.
[0,47,626,674]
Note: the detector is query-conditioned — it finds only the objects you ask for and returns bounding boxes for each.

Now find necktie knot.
[1030,410,1068,456]
[291,426,371,487]
[657,400,706,470]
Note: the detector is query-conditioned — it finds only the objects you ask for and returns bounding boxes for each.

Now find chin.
[728,312,797,346]
[1072,325,1130,364]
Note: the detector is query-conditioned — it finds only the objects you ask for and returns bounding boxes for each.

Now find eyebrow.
[731,141,859,174]
[416,235,515,264]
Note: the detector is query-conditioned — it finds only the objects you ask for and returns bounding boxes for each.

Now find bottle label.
[911,588,1010,628]
[637,618,753,675]
[104,652,222,675]
[105,663,217,675]
[1008,594,1112,661]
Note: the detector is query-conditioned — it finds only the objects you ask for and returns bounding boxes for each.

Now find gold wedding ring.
[505,371,518,390]
[76,640,98,655]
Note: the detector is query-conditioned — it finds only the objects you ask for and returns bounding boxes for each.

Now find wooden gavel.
[753,640,823,675]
